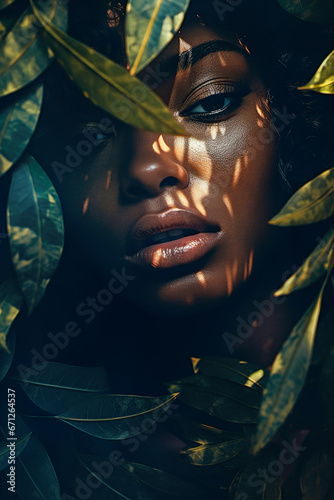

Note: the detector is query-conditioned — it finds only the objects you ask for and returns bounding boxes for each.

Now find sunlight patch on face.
[222,194,233,217]
[165,192,176,207]
[152,135,171,154]
[243,249,254,280]
[105,170,112,190]
[232,158,242,186]
[82,197,90,215]
[209,123,226,140]
[196,271,207,287]
[256,102,266,120]
[175,190,190,207]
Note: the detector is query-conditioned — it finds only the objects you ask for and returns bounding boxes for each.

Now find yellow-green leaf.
[274,226,334,296]
[0,0,16,10]
[0,0,67,96]
[126,0,190,75]
[269,167,334,226]
[7,155,64,315]
[196,356,268,391]
[181,438,245,466]
[31,0,187,136]
[0,82,43,177]
[276,0,334,24]
[0,278,23,352]
[254,281,327,454]
[299,49,334,94]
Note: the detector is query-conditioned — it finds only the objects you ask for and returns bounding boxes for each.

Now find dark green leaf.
[16,362,111,414]
[122,461,203,496]
[7,155,64,314]
[168,374,262,409]
[0,330,15,381]
[254,283,326,454]
[167,412,243,444]
[228,470,242,499]
[30,0,187,136]
[0,82,43,177]
[269,167,334,226]
[0,0,67,96]
[320,340,334,446]
[275,226,334,296]
[196,356,268,391]
[181,438,245,466]
[234,451,281,499]
[126,0,190,75]
[0,277,23,351]
[300,446,334,500]
[15,433,61,500]
[166,381,259,424]
[277,0,334,24]
[78,454,160,500]
[56,393,178,440]
[0,413,31,471]
[299,49,334,93]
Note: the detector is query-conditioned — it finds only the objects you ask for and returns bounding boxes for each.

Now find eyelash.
[180,90,246,123]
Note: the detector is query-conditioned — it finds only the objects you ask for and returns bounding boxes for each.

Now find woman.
[1,0,333,498]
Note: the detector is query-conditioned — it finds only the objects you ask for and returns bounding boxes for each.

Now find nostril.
[159,177,179,189]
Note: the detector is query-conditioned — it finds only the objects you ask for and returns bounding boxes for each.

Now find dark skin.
[36,17,314,372]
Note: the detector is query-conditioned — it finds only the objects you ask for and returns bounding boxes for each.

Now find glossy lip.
[125,209,223,270]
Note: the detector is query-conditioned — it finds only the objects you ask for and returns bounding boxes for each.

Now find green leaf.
[0,277,23,352]
[300,446,334,500]
[167,412,243,444]
[167,374,262,409]
[274,226,334,296]
[30,0,187,136]
[7,155,64,314]
[166,381,259,424]
[56,393,178,440]
[181,438,245,466]
[126,0,190,75]
[0,413,32,471]
[0,330,15,381]
[276,0,334,24]
[299,50,334,93]
[122,461,203,496]
[269,167,334,226]
[16,362,111,414]
[196,356,268,391]
[0,82,43,177]
[15,433,61,500]
[0,4,20,41]
[0,0,16,10]
[0,0,67,96]
[77,454,161,500]
[254,282,326,454]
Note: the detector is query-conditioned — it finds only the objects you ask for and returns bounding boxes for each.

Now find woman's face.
[48,16,282,316]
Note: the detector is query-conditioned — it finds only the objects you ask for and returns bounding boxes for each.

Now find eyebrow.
[159,39,247,75]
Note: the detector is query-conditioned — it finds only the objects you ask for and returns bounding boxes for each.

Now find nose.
[120,132,189,201]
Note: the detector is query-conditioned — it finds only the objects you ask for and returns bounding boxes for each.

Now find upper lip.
[126,209,220,254]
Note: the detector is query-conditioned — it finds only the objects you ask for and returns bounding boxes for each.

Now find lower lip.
[126,232,223,270]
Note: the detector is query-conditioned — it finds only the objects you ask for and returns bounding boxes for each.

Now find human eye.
[179,82,249,123]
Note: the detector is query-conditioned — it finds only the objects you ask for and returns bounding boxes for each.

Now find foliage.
[126,0,190,75]
[0,0,333,498]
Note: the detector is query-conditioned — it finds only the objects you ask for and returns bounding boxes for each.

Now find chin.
[124,270,234,318]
